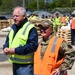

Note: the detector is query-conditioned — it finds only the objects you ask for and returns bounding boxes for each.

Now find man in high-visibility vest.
[53,13,61,35]
[3,6,38,75]
[70,14,75,45]
[34,20,75,75]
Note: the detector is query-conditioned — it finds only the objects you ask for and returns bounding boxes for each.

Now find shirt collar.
[16,18,28,30]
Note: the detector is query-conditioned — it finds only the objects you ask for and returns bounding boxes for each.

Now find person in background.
[3,6,38,75]
[34,20,75,75]
[49,14,55,33]
[70,14,75,45]
[66,15,70,23]
[41,14,45,19]
[53,13,61,35]
[60,15,66,26]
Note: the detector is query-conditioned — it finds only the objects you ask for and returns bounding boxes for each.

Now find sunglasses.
[40,27,49,33]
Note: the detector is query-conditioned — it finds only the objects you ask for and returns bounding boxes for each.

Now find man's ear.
[23,14,26,19]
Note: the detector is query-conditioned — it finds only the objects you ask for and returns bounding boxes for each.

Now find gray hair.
[13,6,26,15]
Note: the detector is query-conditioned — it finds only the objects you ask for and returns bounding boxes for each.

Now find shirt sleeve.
[3,24,16,50]
[15,27,38,55]
[3,35,9,50]
[59,42,75,72]
[69,19,72,27]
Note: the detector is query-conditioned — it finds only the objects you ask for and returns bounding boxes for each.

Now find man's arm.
[59,42,75,72]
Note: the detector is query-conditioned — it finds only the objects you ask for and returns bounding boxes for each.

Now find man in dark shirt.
[3,6,38,75]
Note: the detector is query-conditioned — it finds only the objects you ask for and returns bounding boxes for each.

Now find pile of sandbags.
[0,20,10,30]
[1,26,11,32]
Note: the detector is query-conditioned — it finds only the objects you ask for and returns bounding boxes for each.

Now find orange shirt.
[71,18,75,29]
[60,16,66,23]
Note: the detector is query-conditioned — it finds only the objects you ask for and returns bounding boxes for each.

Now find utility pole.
[37,0,39,10]
[23,0,25,8]
[70,0,72,14]
[45,0,48,11]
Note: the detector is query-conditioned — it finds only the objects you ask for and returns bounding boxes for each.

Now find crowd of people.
[28,12,69,31]
[3,6,75,75]
[28,12,75,45]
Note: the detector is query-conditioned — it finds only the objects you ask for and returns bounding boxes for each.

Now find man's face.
[13,8,25,25]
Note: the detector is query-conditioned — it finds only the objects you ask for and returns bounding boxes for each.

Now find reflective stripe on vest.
[9,53,34,64]
[22,22,30,35]
[9,22,34,64]
[51,36,58,52]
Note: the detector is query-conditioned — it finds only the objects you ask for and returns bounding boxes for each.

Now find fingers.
[3,48,15,55]
[52,69,60,75]
[52,72,59,75]
[9,48,15,54]
[3,48,10,55]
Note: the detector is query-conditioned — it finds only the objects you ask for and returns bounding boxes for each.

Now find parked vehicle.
[0,16,7,20]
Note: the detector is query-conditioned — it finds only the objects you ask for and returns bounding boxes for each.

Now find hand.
[52,68,60,75]
[3,47,10,55]
[9,48,15,54]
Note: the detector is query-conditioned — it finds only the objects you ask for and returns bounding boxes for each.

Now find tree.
[12,0,23,8]
[0,0,13,9]
[27,0,38,11]
[0,0,2,6]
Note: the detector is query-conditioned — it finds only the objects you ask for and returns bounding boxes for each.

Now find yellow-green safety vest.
[54,17,61,26]
[8,22,34,64]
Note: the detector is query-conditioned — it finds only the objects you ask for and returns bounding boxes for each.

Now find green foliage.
[0,0,2,6]
[38,0,45,10]
[49,0,75,8]
[27,0,45,11]
[0,0,75,14]
[0,0,13,9]
[27,0,37,11]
